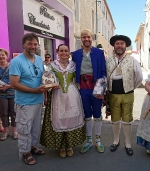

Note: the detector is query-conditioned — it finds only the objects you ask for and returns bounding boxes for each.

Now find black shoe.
[125,146,133,156]
[110,142,119,152]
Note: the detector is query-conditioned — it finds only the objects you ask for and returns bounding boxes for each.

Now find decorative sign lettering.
[57,18,62,33]
[23,0,65,37]
[40,6,55,21]
[28,13,50,30]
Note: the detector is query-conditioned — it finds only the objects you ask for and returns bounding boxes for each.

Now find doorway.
[38,37,53,61]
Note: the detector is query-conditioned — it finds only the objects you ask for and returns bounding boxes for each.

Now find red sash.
[80,74,95,89]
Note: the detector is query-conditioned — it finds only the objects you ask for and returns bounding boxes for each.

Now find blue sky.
[107,0,146,49]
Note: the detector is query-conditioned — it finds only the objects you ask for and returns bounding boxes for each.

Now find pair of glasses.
[45,57,51,58]
[33,64,38,76]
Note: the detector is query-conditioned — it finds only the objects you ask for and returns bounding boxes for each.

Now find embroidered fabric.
[51,60,75,73]
[51,60,75,92]
[51,83,84,132]
[107,55,134,93]
[55,84,80,119]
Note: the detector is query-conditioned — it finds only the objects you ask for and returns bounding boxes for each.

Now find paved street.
[0,69,150,171]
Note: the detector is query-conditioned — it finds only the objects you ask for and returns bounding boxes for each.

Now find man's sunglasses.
[33,64,38,76]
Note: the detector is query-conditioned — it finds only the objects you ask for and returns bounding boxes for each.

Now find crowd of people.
[0,29,149,165]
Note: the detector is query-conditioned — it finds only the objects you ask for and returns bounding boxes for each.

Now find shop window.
[108,30,109,40]
[101,0,104,13]
[108,16,110,25]
[110,21,113,30]
[92,10,95,34]
[38,37,53,61]
[75,38,81,50]
[97,14,101,33]
[74,0,79,22]
[102,21,105,36]
[105,27,107,40]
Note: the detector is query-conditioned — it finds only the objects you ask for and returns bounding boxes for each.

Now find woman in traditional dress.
[40,44,86,158]
[137,74,150,154]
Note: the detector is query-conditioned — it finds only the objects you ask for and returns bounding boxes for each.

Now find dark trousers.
[0,98,16,127]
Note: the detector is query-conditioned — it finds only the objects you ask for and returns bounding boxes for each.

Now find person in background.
[43,53,53,103]
[137,74,150,154]
[40,44,85,158]
[96,44,107,59]
[106,35,143,156]
[96,44,103,50]
[44,53,52,71]
[9,33,49,165]
[72,29,106,154]
[0,48,17,140]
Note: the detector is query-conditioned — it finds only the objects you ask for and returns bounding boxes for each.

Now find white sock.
[93,118,102,135]
[123,124,132,148]
[112,122,121,144]
[85,118,93,137]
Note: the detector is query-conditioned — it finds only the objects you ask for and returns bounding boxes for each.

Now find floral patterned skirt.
[40,91,86,150]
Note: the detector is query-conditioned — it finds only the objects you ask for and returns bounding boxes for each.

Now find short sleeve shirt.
[9,53,44,105]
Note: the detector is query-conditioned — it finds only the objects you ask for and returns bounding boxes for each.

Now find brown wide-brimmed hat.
[110,35,131,47]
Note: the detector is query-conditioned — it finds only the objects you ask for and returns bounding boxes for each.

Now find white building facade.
[135,23,145,66]
[57,0,115,56]
[136,0,150,70]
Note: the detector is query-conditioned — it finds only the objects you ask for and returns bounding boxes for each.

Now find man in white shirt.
[106,35,143,156]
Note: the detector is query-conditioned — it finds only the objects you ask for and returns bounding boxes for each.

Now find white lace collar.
[51,60,75,73]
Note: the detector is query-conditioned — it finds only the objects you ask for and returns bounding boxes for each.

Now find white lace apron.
[50,60,85,132]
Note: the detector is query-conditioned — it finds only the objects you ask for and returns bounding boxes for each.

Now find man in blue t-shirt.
[9,33,49,165]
